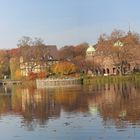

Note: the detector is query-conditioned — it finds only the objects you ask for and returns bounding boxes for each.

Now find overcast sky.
[0,0,140,48]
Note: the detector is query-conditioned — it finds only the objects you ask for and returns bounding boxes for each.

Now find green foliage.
[0,50,10,79]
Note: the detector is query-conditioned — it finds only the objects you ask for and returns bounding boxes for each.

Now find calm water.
[0,82,140,140]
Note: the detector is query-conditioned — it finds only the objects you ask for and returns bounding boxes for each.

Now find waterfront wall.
[36,78,82,88]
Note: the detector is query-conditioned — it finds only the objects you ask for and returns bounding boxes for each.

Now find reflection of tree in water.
[16,83,140,130]
[21,88,61,128]
[0,86,12,115]
[88,82,140,128]
[53,87,89,113]
[18,87,90,130]
[0,95,12,114]
[0,82,140,130]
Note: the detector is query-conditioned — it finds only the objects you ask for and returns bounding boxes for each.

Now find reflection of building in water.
[89,104,98,115]
[88,82,140,127]
[0,83,140,129]
[88,83,117,115]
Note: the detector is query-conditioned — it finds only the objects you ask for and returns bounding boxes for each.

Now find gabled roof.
[45,45,60,60]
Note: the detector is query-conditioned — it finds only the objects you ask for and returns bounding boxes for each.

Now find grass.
[83,74,140,85]
[19,74,140,87]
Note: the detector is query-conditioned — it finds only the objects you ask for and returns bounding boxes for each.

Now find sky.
[0,0,140,49]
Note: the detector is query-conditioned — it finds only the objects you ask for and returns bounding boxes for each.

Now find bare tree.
[96,29,140,75]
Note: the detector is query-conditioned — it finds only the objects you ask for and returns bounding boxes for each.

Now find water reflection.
[89,82,140,131]
[0,82,140,130]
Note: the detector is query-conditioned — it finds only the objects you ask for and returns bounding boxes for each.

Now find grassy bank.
[83,74,140,85]
[19,74,140,87]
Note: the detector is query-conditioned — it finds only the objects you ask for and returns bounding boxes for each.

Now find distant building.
[86,39,139,75]
[86,45,96,58]
[20,45,59,76]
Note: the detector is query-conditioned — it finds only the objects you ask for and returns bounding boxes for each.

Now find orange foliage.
[15,69,22,80]
[28,71,47,80]
[37,71,47,79]
[28,72,37,80]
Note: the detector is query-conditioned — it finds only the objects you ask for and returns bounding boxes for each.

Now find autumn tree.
[96,29,140,75]
[110,31,140,75]
[59,43,88,61]
[17,36,52,74]
[37,71,48,79]
[110,29,125,40]
[28,72,37,80]
[71,56,87,72]
[17,36,32,61]
[59,45,74,60]
[52,61,77,76]
[110,43,131,75]
[10,57,22,80]
[8,48,20,58]
[85,59,102,75]
[18,36,49,62]
[0,50,10,78]
[73,43,88,57]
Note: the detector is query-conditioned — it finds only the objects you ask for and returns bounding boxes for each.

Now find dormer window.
[114,40,124,47]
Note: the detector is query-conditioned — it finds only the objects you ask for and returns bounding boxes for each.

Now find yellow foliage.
[15,69,22,80]
[52,61,77,75]
[10,57,21,80]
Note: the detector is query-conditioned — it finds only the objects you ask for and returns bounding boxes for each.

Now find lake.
[0,81,140,140]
